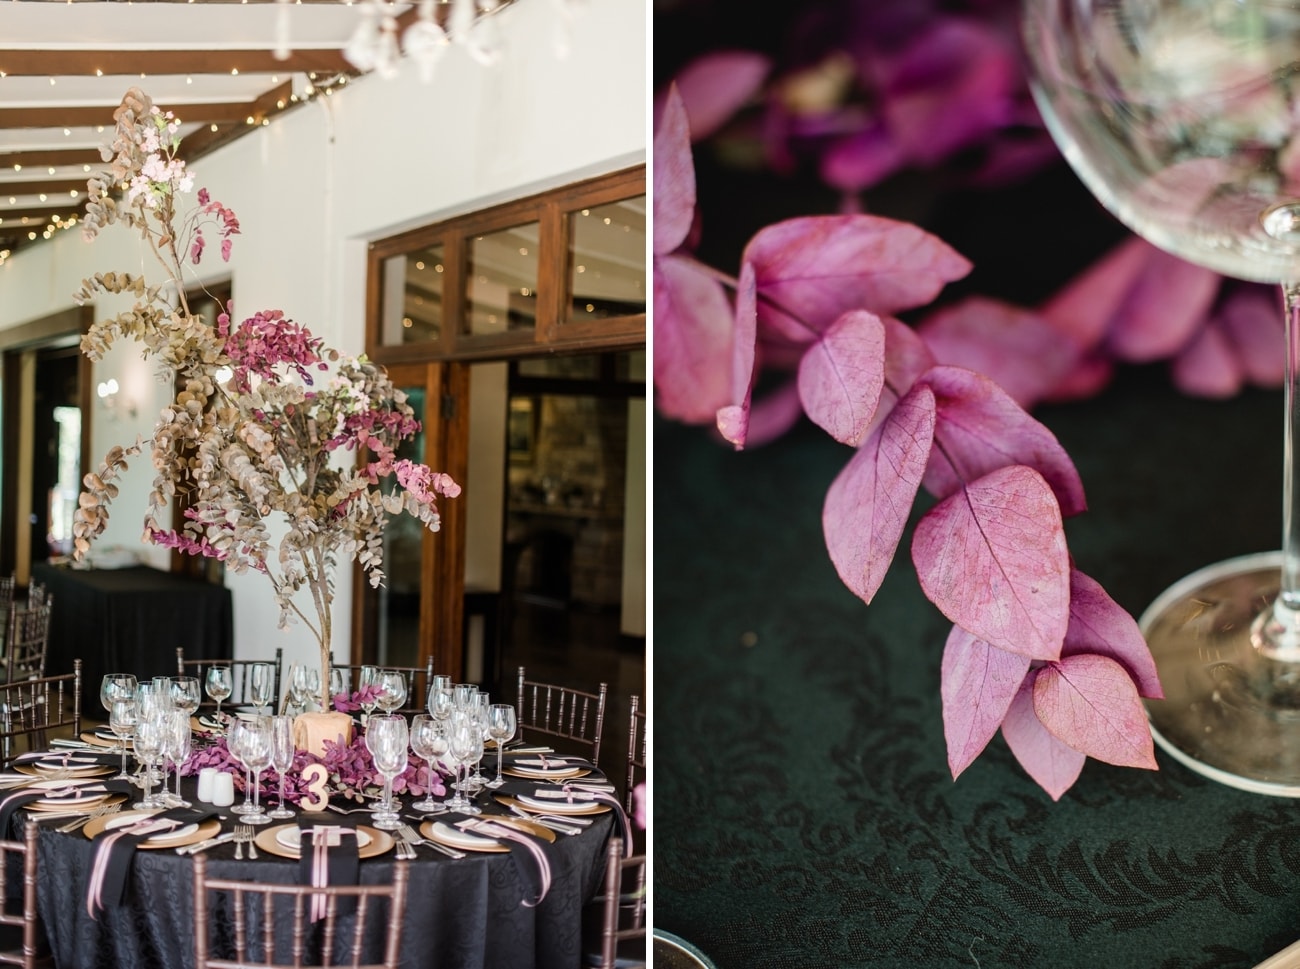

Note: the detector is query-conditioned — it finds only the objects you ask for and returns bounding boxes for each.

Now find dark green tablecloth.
[655,365,1300,969]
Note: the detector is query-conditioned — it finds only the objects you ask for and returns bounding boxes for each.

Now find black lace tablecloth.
[23,780,612,969]
[655,366,1300,969]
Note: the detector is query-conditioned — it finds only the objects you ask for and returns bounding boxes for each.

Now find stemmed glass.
[365,715,408,830]
[131,712,165,809]
[171,676,201,720]
[267,715,296,819]
[447,715,483,815]
[468,693,491,790]
[162,709,191,808]
[1023,0,1300,793]
[287,664,309,714]
[409,713,449,813]
[100,673,136,757]
[358,666,381,723]
[205,666,232,724]
[427,676,453,723]
[249,663,276,716]
[486,703,516,789]
[376,670,407,716]
[107,697,137,781]
[230,717,273,824]
[135,683,171,784]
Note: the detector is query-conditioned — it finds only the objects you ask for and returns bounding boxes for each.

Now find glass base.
[1139,550,1300,796]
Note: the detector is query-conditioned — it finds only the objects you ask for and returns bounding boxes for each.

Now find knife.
[176,831,236,856]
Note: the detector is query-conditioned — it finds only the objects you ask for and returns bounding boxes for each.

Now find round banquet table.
[17,775,613,969]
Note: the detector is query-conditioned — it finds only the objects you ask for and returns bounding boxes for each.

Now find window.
[367,167,645,363]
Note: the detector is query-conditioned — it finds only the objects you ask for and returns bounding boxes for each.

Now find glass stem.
[279,770,286,807]
[1257,283,1300,660]
[252,770,260,811]
[496,745,503,782]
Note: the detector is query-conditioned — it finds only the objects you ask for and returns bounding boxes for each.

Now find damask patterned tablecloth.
[654,366,1299,969]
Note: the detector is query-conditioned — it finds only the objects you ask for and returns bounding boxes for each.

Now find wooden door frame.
[349,360,469,681]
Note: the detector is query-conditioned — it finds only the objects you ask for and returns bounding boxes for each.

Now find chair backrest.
[0,822,42,969]
[0,576,14,613]
[626,695,645,817]
[23,583,45,610]
[331,660,433,716]
[0,660,81,769]
[178,648,283,713]
[596,837,647,969]
[192,853,408,969]
[516,666,607,768]
[3,604,51,685]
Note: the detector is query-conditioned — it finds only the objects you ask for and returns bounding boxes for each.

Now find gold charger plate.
[481,814,556,843]
[494,794,610,817]
[502,766,592,780]
[421,820,509,853]
[83,810,221,849]
[79,732,129,750]
[254,824,393,860]
[26,792,127,813]
[15,763,113,778]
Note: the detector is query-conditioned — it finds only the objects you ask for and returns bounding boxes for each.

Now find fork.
[396,822,466,860]
[56,802,121,833]
[238,824,259,859]
[232,825,248,859]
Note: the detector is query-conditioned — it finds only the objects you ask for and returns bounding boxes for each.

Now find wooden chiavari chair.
[585,837,646,969]
[1,604,50,686]
[0,823,48,968]
[626,695,645,817]
[177,648,283,715]
[0,660,80,769]
[516,666,607,768]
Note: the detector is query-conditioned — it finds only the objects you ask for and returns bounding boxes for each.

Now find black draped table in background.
[23,776,612,969]
[31,564,232,694]
[655,366,1300,969]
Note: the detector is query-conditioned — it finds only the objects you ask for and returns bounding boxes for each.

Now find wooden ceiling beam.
[0,148,104,169]
[0,177,87,197]
[175,78,297,162]
[0,100,259,129]
[0,205,83,225]
[0,48,353,77]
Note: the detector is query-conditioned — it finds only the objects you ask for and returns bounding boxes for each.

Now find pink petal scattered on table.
[1062,569,1163,700]
[1104,244,1219,362]
[717,261,757,449]
[1033,654,1158,770]
[653,85,696,257]
[1001,675,1086,801]
[912,464,1069,660]
[652,255,733,424]
[941,626,1031,779]
[743,215,971,341]
[1043,235,1151,350]
[1217,285,1284,387]
[797,309,885,446]
[653,51,771,142]
[824,382,935,604]
[820,122,906,194]
[919,365,1087,517]
[918,296,1081,409]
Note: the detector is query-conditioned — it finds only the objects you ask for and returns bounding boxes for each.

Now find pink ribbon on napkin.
[86,817,182,918]
[458,820,552,907]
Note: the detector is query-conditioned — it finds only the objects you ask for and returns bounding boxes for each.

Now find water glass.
[268,715,296,819]
[132,713,165,809]
[377,670,407,715]
[172,676,201,717]
[249,663,276,715]
[409,714,448,813]
[163,709,192,807]
[365,715,409,830]
[486,703,516,789]
[108,697,137,780]
[205,666,232,722]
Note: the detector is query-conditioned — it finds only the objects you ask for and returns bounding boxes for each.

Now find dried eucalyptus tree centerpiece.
[70,89,460,748]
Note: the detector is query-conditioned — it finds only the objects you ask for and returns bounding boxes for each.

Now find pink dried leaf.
[652,254,734,424]
[1217,285,1284,387]
[1063,569,1163,699]
[919,365,1087,518]
[824,382,935,604]
[742,215,971,342]
[941,626,1031,779]
[917,296,1081,410]
[1042,235,1151,349]
[653,84,696,257]
[1105,243,1220,362]
[912,463,1069,660]
[653,51,771,142]
[1170,318,1242,399]
[717,261,757,449]
[742,379,805,448]
[1001,674,1086,801]
[798,309,886,446]
[1033,654,1158,770]
[820,123,907,194]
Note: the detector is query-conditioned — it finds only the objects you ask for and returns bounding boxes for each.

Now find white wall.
[0,0,646,679]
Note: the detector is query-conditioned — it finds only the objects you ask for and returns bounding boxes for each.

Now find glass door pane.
[374,383,426,669]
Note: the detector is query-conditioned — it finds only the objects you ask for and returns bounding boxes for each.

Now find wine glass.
[132,711,165,809]
[287,663,309,714]
[249,662,276,716]
[486,703,516,789]
[468,693,491,790]
[231,717,272,824]
[365,715,408,830]
[100,673,136,755]
[172,676,201,719]
[427,676,453,723]
[267,715,296,819]
[205,666,232,724]
[358,665,381,723]
[1023,0,1300,793]
[447,715,483,815]
[107,697,137,781]
[376,670,407,716]
[409,713,449,813]
[162,709,191,808]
